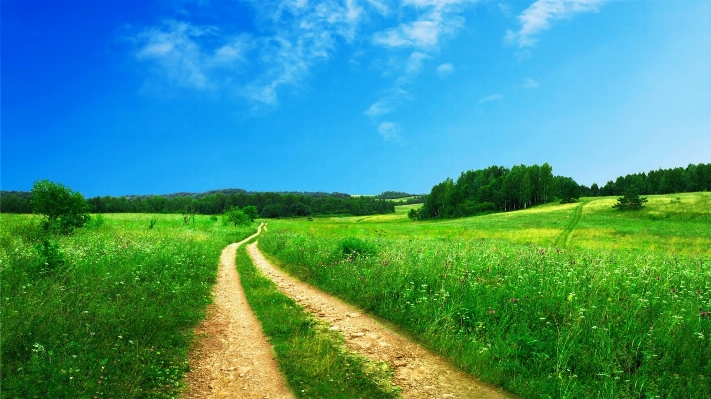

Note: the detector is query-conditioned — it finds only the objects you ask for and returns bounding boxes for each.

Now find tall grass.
[259,231,711,398]
[0,214,255,398]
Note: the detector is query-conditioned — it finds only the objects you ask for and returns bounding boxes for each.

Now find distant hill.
[375,191,422,199]
[123,189,352,199]
[0,188,353,200]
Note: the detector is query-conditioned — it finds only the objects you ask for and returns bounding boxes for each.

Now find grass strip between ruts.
[235,239,401,399]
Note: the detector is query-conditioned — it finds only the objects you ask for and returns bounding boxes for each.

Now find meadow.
[257,192,711,398]
[0,213,255,398]
[2,192,709,398]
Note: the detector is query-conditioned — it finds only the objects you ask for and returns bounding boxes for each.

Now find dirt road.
[247,241,510,399]
[183,224,293,399]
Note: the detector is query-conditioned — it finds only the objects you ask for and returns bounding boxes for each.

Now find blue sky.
[2,0,710,197]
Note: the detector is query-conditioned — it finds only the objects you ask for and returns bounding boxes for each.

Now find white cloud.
[366,98,393,117]
[366,0,390,15]
[133,21,219,89]
[517,77,540,89]
[366,1,476,139]
[479,93,503,103]
[437,63,454,77]
[378,122,401,141]
[131,1,367,105]
[405,51,430,74]
[507,0,605,48]
[373,11,464,49]
[129,0,477,126]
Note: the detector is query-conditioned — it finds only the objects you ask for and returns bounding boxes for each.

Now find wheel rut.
[555,202,584,247]
[247,241,512,399]
[183,224,293,399]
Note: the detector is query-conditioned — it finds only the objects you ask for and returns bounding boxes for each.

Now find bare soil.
[247,241,512,399]
[183,224,293,399]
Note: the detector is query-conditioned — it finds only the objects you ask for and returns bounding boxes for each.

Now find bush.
[30,180,90,234]
[613,188,648,210]
[337,237,377,259]
[34,239,65,276]
[223,206,251,227]
[242,205,259,221]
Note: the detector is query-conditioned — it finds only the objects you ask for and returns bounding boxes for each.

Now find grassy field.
[3,192,709,398]
[0,213,255,399]
[289,193,711,255]
[258,192,711,398]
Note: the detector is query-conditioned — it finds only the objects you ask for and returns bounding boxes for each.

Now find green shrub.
[34,239,65,275]
[30,180,91,234]
[337,237,377,259]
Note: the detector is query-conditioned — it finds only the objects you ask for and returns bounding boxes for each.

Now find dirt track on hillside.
[247,241,511,399]
[183,224,293,399]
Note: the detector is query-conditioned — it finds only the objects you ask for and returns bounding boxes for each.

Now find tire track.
[247,241,513,399]
[183,224,293,399]
[555,202,584,247]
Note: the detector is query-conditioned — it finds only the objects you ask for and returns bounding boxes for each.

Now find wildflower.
[488,309,495,315]
[701,311,710,318]
[510,298,519,303]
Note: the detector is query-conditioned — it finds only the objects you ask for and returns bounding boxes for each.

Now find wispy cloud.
[372,0,473,49]
[132,21,228,89]
[378,121,401,142]
[506,0,605,48]
[437,63,454,78]
[131,1,369,105]
[366,0,477,139]
[517,77,540,89]
[129,0,606,134]
[479,93,503,103]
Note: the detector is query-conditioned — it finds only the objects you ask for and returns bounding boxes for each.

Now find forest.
[415,162,711,220]
[0,190,394,218]
[2,163,709,218]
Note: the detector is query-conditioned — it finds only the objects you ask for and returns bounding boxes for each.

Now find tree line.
[0,189,395,218]
[584,163,711,197]
[412,162,710,220]
[412,163,577,220]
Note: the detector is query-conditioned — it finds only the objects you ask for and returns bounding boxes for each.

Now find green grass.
[235,241,401,399]
[274,192,711,256]
[257,192,711,399]
[0,213,256,399]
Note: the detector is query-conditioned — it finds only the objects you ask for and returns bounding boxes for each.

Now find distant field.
[259,192,711,398]
[279,192,711,255]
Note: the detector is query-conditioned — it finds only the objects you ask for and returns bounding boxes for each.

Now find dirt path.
[183,224,293,399]
[247,242,511,399]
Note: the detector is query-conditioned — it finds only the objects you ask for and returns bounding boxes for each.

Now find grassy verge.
[0,214,255,399]
[258,231,711,399]
[235,240,401,399]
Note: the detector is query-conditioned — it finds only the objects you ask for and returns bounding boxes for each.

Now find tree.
[30,180,91,233]
[555,176,581,204]
[407,208,422,220]
[242,205,259,221]
[590,183,599,197]
[612,188,648,210]
[222,206,251,226]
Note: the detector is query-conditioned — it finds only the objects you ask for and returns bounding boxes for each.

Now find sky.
[2,0,710,197]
